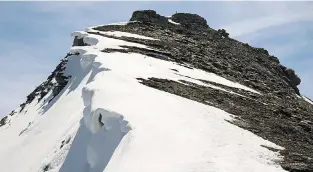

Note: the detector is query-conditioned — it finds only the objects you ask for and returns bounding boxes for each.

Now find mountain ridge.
[1,10,312,172]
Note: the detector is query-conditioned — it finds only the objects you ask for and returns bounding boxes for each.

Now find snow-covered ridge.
[71,31,260,95]
[85,21,139,31]
[0,23,288,172]
[96,30,158,40]
[86,26,159,40]
[60,28,283,172]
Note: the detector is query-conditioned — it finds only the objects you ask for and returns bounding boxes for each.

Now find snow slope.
[0,25,287,172]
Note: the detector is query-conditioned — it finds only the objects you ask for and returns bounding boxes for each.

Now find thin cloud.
[224,11,313,38]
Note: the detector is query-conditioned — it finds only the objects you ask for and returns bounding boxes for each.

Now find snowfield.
[0,25,287,172]
[168,18,181,25]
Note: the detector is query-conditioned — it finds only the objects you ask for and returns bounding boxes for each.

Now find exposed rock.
[0,116,8,127]
[92,10,312,171]
[137,77,313,171]
[269,55,280,64]
[55,73,69,85]
[19,103,26,113]
[281,162,310,172]
[285,68,301,86]
[130,10,167,24]
[94,14,302,97]
[43,163,51,171]
[299,120,312,132]
[253,47,270,56]
[12,53,73,115]
[282,68,301,95]
[217,29,229,38]
[9,111,16,116]
[72,36,85,46]
[171,13,208,30]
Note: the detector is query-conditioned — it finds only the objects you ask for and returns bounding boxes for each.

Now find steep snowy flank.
[1,10,312,172]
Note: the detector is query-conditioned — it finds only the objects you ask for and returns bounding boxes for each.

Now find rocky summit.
[93,10,313,171]
[1,10,312,172]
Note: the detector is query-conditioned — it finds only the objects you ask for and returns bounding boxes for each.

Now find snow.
[0,27,286,172]
[101,22,129,26]
[71,34,149,52]
[71,31,260,95]
[72,31,88,39]
[77,82,284,172]
[87,22,129,29]
[168,18,180,25]
[85,21,139,33]
[85,23,128,33]
[97,31,158,40]
[60,89,131,172]
[86,27,158,41]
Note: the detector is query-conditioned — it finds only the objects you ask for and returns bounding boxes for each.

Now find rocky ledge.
[0,53,73,119]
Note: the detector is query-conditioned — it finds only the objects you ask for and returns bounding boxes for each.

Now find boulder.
[279,67,301,95]
[268,55,280,64]
[217,29,229,38]
[130,10,167,24]
[254,47,269,56]
[171,13,208,30]
[285,68,301,86]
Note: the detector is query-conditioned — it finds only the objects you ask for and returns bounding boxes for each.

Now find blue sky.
[0,2,312,116]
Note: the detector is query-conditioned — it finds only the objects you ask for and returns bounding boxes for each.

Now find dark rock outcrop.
[217,29,229,38]
[130,10,167,24]
[9,53,72,117]
[0,116,8,127]
[73,36,85,46]
[8,111,16,116]
[171,13,208,30]
[280,66,301,95]
[285,68,301,90]
[269,55,280,64]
